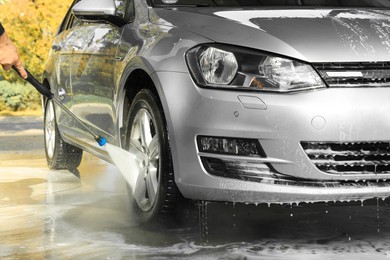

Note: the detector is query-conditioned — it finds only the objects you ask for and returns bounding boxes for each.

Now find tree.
[1,0,73,81]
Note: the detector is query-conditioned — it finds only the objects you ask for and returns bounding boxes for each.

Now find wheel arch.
[41,78,51,108]
[118,67,173,146]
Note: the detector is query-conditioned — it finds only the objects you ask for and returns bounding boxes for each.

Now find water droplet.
[267,203,270,208]
[325,210,328,214]
[348,237,351,241]
[290,213,294,217]
[376,198,381,233]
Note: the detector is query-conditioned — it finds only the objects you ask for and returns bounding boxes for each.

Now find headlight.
[199,47,238,84]
[186,44,326,92]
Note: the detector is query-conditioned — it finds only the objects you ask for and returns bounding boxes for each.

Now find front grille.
[301,141,390,175]
[313,62,390,88]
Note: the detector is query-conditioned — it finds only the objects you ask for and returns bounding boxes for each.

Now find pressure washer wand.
[51,97,107,146]
[13,67,107,146]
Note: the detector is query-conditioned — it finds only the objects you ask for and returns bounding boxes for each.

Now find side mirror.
[72,0,127,27]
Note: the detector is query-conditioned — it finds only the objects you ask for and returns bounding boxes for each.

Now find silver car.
[43,0,390,224]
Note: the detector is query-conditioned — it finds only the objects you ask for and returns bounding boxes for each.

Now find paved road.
[0,116,201,259]
[0,116,43,133]
[0,116,44,152]
[1,116,390,259]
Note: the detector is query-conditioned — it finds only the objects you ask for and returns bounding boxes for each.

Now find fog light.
[198,136,262,157]
[201,157,273,181]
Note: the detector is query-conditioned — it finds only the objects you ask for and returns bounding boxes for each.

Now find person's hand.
[0,31,27,79]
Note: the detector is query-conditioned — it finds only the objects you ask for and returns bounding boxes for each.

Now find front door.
[70,22,121,145]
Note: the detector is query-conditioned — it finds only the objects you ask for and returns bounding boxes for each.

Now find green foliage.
[1,0,73,82]
[0,0,72,110]
[0,80,41,111]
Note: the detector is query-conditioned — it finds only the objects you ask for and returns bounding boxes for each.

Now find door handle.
[72,44,82,51]
[51,44,61,51]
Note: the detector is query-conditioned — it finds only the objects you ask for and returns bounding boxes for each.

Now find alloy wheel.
[129,108,160,212]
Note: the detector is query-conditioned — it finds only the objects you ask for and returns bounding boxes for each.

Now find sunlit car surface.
[43,0,390,223]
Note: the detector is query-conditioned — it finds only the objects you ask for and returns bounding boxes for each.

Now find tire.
[125,89,179,225]
[44,99,83,170]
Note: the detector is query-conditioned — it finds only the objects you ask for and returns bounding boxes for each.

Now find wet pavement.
[1,116,390,259]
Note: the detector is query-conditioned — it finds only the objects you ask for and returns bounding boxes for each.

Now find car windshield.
[152,0,390,7]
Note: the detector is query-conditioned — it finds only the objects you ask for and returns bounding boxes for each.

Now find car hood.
[150,8,390,63]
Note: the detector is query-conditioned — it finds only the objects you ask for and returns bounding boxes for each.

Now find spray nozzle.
[95,135,107,146]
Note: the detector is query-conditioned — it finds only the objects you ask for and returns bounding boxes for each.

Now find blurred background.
[0,0,73,113]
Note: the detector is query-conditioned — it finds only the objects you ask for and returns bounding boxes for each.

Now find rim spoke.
[49,136,54,149]
[134,168,148,206]
[48,138,54,157]
[45,101,56,158]
[148,135,160,160]
[129,139,147,162]
[138,198,150,209]
[146,170,157,206]
[140,110,153,148]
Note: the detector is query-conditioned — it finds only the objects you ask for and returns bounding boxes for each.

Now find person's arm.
[0,22,27,79]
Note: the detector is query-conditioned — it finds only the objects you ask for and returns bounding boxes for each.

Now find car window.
[116,0,135,22]
[152,0,390,7]
[57,0,80,34]
[67,15,84,29]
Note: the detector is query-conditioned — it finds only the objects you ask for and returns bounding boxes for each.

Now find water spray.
[13,67,138,193]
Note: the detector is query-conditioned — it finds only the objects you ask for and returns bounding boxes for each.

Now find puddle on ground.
[1,152,390,259]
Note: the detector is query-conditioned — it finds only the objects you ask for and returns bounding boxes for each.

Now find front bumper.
[155,71,390,204]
